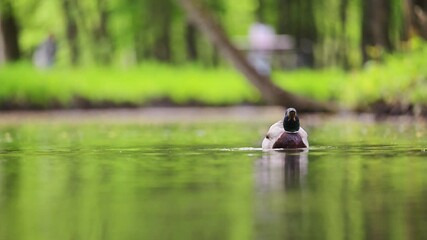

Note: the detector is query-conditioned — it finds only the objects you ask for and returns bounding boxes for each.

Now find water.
[0,109,427,240]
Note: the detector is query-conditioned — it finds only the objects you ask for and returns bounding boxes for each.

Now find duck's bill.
[289,111,296,120]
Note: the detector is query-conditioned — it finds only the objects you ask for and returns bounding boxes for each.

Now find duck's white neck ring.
[284,130,298,134]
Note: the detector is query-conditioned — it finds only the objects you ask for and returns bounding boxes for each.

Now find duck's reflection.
[254,150,309,240]
[255,149,308,192]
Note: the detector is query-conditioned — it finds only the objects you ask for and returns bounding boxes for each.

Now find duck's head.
[283,108,300,133]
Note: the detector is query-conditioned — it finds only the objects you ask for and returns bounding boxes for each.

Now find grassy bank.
[0,64,261,108]
[1,45,427,112]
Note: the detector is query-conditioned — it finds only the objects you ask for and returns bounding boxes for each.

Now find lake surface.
[1,108,427,240]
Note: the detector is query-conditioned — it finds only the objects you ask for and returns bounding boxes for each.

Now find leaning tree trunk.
[177,0,335,112]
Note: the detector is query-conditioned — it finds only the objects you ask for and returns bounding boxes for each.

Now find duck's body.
[262,108,309,150]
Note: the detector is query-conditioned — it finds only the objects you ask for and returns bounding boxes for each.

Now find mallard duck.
[262,108,309,149]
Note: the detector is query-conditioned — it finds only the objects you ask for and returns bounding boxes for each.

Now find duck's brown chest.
[273,132,306,149]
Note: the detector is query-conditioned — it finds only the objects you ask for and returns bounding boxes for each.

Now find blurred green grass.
[0,63,261,108]
[1,44,427,110]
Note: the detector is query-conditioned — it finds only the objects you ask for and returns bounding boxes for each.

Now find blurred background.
[0,0,427,114]
[2,2,427,239]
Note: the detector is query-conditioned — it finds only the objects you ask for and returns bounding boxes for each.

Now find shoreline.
[0,106,425,126]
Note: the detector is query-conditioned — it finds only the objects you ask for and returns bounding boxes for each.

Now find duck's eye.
[266,135,271,139]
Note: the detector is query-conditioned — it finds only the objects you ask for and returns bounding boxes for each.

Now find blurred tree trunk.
[94,0,112,64]
[402,0,427,41]
[338,0,349,69]
[255,0,266,22]
[277,0,290,35]
[339,0,349,30]
[0,22,5,64]
[62,0,79,65]
[137,0,173,62]
[415,0,427,39]
[134,34,145,62]
[402,0,414,41]
[177,0,335,112]
[185,22,198,61]
[211,45,219,66]
[361,0,392,63]
[276,0,317,67]
[153,24,172,61]
[0,1,21,61]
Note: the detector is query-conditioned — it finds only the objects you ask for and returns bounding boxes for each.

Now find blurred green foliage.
[2,0,406,67]
[276,42,427,109]
[2,0,426,111]
[1,43,427,109]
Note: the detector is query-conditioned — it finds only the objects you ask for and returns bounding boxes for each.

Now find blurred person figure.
[248,21,275,77]
[33,34,57,69]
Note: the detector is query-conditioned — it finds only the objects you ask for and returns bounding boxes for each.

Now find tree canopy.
[1,0,426,67]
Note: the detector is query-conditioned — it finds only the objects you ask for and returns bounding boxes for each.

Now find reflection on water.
[255,146,427,240]
[1,117,427,240]
[255,150,309,240]
[255,150,308,192]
